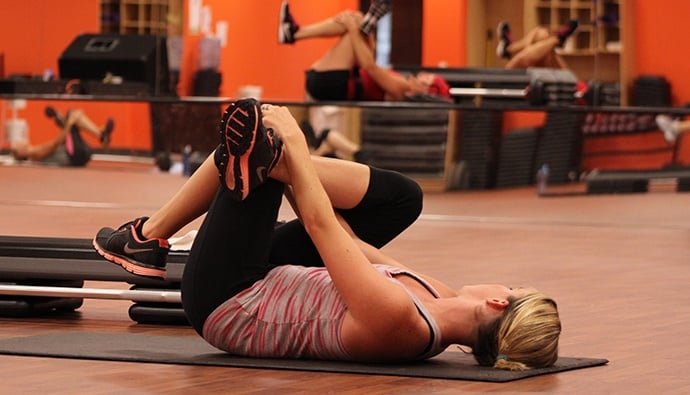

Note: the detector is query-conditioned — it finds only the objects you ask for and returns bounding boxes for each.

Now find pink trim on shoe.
[223,104,260,200]
[92,239,167,279]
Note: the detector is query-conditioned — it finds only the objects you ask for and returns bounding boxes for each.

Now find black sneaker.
[100,118,115,148]
[278,0,299,44]
[44,106,65,128]
[556,20,579,47]
[496,21,512,59]
[656,114,680,144]
[93,217,169,279]
[215,98,283,201]
[360,0,392,35]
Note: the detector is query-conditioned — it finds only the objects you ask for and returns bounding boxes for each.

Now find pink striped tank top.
[202,264,445,361]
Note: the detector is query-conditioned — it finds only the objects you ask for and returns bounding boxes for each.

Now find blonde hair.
[473,293,561,371]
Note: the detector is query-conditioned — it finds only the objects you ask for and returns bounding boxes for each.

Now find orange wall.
[1,1,689,167]
[180,0,358,99]
[0,1,97,78]
[0,0,153,151]
[632,1,690,106]
[422,0,466,67]
[581,132,681,171]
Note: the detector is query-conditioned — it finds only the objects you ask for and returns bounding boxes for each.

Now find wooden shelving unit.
[100,0,182,36]
[524,0,622,82]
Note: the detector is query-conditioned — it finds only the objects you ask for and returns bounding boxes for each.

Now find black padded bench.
[586,168,690,194]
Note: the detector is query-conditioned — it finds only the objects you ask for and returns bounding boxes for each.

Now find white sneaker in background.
[656,114,680,144]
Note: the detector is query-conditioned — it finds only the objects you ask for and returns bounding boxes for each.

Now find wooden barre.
[0,284,181,303]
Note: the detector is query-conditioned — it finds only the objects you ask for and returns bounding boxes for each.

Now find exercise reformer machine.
[0,235,189,325]
[449,68,579,106]
[397,66,580,106]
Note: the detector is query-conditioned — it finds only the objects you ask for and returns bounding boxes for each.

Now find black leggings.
[66,125,92,167]
[181,166,423,335]
[305,69,360,101]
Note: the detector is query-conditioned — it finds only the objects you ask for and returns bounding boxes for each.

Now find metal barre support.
[0,284,181,303]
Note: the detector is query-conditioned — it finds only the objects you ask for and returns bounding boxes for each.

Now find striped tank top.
[202,264,446,361]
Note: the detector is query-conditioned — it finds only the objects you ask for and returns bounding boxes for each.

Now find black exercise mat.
[0,332,608,382]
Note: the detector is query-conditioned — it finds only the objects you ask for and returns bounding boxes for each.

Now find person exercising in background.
[298,119,370,162]
[496,20,579,70]
[278,0,451,102]
[656,114,690,144]
[11,106,114,167]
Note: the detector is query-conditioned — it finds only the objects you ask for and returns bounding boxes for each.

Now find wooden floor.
[1,160,689,394]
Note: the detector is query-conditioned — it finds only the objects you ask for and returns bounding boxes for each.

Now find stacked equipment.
[459,110,503,189]
[534,111,584,184]
[0,236,188,325]
[359,107,450,177]
[495,127,540,188]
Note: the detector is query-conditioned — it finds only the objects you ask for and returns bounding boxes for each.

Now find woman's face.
[457,284,536,301]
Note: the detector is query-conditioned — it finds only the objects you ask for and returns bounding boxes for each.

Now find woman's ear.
[486,298,509,312]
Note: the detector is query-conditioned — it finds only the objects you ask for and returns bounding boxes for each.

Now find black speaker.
[58,33,170,96]
[193,69,222,96]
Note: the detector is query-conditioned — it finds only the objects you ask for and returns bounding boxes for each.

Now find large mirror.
[465,0,632,106]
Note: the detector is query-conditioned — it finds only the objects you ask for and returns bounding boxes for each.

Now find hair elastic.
[496,354,508,361]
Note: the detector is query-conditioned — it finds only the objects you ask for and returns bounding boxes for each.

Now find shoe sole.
[92,238,167,279]
[367,0,391,18]
[496,22,505,40]
[45,107,66,128]
[496,22,510,58]
[221,101,260,200]
[496,40,506,58]
[360,1,391,36]
[101,118,115,147]
[556,21,579,46]
[278,1,289,43]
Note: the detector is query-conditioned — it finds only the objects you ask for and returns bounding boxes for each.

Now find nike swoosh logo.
[123,244,154,254]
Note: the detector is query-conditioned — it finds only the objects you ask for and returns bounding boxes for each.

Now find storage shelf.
[525,0,623,86]
[99,0,182,36]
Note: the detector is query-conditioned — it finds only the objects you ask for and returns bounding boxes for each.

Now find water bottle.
[182,144,192,177]
[536,164,549,196]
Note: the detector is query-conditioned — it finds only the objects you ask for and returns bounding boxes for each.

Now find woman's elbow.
[302,210,337,237]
